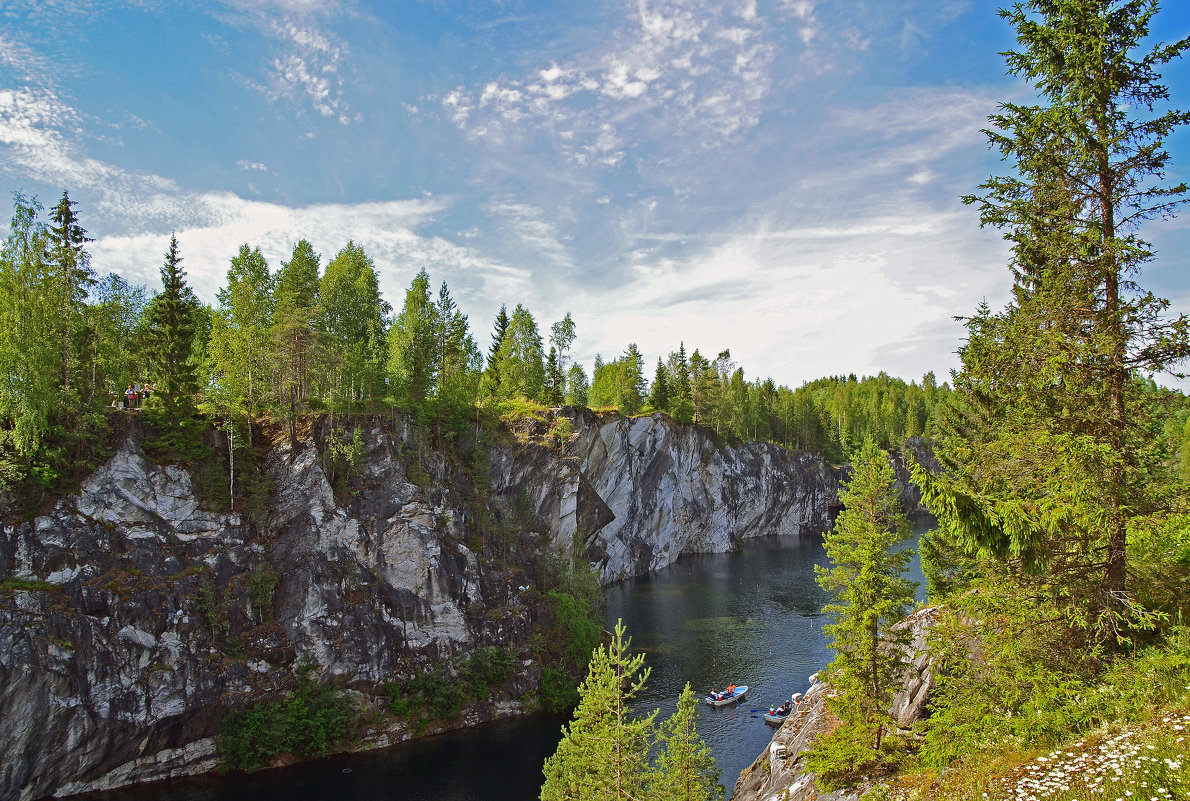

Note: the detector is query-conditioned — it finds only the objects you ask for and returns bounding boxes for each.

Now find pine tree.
[541,620,657,801]
[808,439,915,783]
[652,683,722,801]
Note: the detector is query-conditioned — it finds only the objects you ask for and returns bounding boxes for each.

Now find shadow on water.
[76,519,932,801]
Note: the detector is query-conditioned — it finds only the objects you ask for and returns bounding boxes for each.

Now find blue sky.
[3,0,1190,389]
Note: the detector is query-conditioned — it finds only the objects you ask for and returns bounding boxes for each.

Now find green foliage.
[920,0,1190,646]
[142,235,203,418]
[321,425,365,501]
[460,645,517,694]
[316,241,390,410]
[218,657,356,772]
[0,577,59,594]
[653,683,723,801]
[919,582,1190,773]
[493,303,546,402]
[811,439,916,776]
[409,664,464,719]
[1128,511,1190,626]
[247,563,279,624]
[272,240,321,443]
[540,623,721,801]
[382,646,519,724]
[195,574,229,637]
[589,343,647,415]
[805,724,908,792]
[541,620,657,801]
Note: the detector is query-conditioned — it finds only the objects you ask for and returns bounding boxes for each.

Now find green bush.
[539,664,579,713]
[218,658,356,772]
[462,646,517,694]
[410,665,464,719]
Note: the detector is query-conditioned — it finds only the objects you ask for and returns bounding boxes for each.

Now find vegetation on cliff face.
[0,181,960,522]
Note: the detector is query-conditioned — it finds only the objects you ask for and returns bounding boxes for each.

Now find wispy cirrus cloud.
[214,0,358,124]
[442,0,779,167]
[0,69,521,315]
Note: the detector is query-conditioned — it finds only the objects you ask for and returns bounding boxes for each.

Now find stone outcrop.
[0,409,842,800]
[491,408,840,583]
[732,606,942,801]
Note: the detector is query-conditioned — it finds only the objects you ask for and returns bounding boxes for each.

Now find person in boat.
[770,705,776,714]
[727,684,737,696]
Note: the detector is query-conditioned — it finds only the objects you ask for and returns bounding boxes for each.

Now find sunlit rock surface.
[0,410,840,799]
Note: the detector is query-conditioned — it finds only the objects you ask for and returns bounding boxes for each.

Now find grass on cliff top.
[861,628,1190,801]
[867,711,1190,801]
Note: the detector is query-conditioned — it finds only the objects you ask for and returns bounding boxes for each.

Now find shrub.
[218,657,356,772]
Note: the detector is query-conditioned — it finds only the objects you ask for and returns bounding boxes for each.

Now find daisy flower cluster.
[997,713,1190,801]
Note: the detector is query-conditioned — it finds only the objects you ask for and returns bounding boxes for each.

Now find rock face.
[491,409,840,583]
[0,410,841,800]
[732,607,942,801]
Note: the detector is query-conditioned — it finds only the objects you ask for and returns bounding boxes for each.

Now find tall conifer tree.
[144,235,201,418]
[917,0,1190,637]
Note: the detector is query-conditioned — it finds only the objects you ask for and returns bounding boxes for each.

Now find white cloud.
[215,1,355,124]
[237,160,268,171]
[441,0,779,166]
[483,199,576,270]
[564,203,1008,388]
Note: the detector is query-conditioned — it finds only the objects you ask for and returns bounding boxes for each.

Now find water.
[76,520,930,801]
[605,520,928,792]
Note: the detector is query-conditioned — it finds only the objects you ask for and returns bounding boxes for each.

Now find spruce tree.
[917,0,1190,639]
[482,304,510,396]
[47,190,94,398]
[144,234,201,419]
[388,268,437,417]
[272,240,320,445]
[809,439,915,784]
[649,357,670,412]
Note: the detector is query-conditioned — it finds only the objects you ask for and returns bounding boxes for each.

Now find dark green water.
[76,521,929,801]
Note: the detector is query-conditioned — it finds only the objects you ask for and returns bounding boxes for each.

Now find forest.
[0,189,975,504]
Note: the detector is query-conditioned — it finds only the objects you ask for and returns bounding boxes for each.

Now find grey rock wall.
[492,409,840,583]
[0,410,841,799]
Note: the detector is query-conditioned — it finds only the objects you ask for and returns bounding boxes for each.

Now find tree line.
[0,194,960,497]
